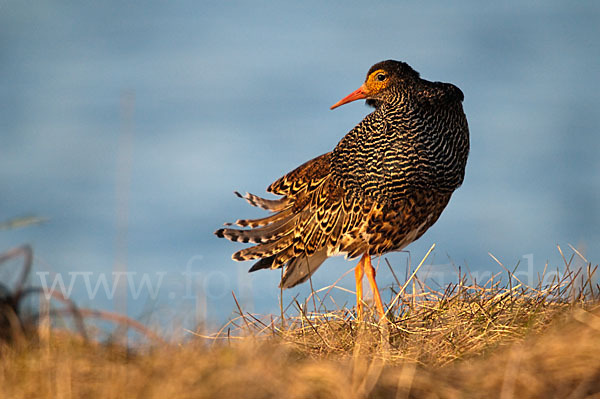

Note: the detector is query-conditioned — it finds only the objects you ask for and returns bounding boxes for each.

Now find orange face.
[363,69,391,95]
[330,68,391,110]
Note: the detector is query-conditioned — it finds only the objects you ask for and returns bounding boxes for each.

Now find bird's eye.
[376,74,387,81]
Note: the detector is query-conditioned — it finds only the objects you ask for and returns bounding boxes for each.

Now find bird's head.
[330,60,420,110]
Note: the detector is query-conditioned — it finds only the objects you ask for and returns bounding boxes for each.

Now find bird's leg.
[354,254,365,319]
[364,255,386,319]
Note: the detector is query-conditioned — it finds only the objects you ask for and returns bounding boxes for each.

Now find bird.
[215,60,469,319]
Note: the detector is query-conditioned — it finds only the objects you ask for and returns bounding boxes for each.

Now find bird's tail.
[214,190,332,288]
[215,153,344,288]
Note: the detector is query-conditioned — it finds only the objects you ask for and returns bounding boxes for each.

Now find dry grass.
[1,245,600,398]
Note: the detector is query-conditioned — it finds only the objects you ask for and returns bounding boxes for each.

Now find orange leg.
[354,255,365,319]
[364,255,386,319]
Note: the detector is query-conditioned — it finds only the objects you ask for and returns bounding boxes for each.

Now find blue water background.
[1,1,599,331]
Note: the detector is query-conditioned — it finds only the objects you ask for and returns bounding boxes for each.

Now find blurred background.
[1,1,599,330]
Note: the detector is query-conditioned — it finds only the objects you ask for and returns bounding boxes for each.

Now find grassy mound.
[1,247,599,398]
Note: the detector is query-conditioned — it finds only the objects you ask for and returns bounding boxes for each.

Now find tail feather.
[233,207,293,228]
[232,232,294,261]
[246,244,297,274]
[270,243,300,270]
[248,255,276,272]
[280,248,328,289]
[215,152,347,290]
[248,245,329,289]
[214,213,298,244]
[234,191,289,211]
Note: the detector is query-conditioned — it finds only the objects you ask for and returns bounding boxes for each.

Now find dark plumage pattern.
[215,60,469,314]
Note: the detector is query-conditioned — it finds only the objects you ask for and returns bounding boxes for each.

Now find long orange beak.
[330,83,368,110]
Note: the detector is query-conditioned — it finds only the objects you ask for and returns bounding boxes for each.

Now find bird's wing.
[215,151,370,288]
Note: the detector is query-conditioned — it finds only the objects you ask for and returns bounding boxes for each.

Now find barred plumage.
[214,60,470,319]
